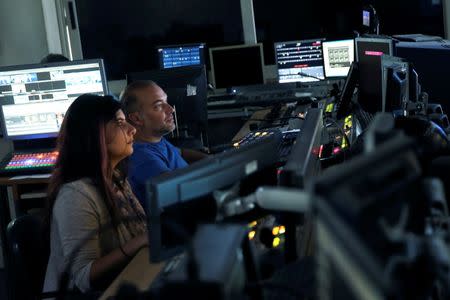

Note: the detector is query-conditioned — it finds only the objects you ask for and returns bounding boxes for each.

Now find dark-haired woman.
[43,94,148,293]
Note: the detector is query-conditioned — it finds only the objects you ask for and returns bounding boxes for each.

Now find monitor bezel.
[274,38,326,83]
[0,58,109,140]
[322,39,355,78]
[156,43,206,70]
[208,43,265,89]
[278,108,324,188]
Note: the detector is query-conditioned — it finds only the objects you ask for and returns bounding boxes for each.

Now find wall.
[0,1,48,66]
[0,0,49,159]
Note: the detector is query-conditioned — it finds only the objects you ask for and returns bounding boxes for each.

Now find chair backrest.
[7,214,49,300]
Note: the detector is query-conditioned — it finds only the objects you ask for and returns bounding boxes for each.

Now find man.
[121,80,207,207]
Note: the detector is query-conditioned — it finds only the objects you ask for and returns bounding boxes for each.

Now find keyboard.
[0,151,58,177]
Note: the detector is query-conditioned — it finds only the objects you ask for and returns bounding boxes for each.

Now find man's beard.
[159,123,176,136]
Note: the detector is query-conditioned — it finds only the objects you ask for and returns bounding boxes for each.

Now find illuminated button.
[248,231,256,240]
[279,226,286,234]
[272,237,281,248]
[272,226,280,235]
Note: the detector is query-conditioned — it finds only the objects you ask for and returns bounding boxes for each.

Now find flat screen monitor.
[146,132,282,262]
[278,108,324,188]
[274,39,325,83]
[396,41,450,113]
[322,39,355,78]
[381,55,409,113]
[209,43,265,89]
[157,43,205,69]
[355,37,393,114]
[127,65,208,141]
[0,59,108,140]
[335,62,359,120]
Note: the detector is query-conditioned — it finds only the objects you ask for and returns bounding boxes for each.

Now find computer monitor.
[361,5,379,35]
[356,37,393,114]
[209,43,265,89]
[146,132,282,262]
[335,62,359,120]
[381,55,409,113]
[322,39,355,78]
[157,43,205,69]
[0,59,108,140]
[127,65,208,143]
[278,108,324,188]
[274,39,325,83]
[396,41,450,113]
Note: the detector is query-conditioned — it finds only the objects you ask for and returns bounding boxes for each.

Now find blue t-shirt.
[128,138,188,209]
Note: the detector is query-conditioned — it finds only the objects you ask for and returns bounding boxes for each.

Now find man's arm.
[180,148,208,164]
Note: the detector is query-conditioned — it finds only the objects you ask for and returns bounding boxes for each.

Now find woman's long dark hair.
[45,94,125,234]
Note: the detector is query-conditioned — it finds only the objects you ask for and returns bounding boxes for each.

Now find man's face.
[132,85,175,137]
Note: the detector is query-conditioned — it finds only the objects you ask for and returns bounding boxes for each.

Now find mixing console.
[0,151,58,176]
[233,128,300,161]
[258,104,297,130]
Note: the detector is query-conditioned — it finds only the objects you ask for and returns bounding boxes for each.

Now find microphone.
[297,71,324,82]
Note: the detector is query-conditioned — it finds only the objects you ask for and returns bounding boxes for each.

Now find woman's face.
[106,109,136,166]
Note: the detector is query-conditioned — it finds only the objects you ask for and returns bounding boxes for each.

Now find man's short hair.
[120,80,157,116]
[40,53,70,64]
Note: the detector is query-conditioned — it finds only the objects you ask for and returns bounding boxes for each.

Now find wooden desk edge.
[100,247,165,300]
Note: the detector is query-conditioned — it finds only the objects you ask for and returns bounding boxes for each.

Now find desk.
[0,175,50,220]
[232,108,272,142]
[100,247,164,300]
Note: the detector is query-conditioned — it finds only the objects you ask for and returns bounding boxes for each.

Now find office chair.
[7,214,49,300]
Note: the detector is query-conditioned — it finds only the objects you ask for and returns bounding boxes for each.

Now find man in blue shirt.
[120,80,207,207]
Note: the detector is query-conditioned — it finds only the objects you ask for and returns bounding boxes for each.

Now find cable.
[324,117,352,151]
[297,71,325,82]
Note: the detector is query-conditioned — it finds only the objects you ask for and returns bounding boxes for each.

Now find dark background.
[76,0,444,80]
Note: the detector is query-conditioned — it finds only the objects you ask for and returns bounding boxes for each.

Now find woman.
[43,94,148,293]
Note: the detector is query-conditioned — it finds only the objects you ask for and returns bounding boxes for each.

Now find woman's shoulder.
[56,178,101,208]
[60,178,96,194]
